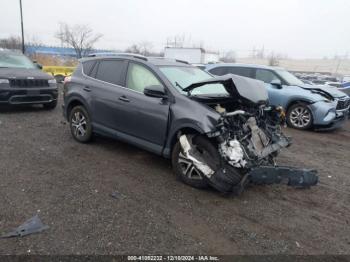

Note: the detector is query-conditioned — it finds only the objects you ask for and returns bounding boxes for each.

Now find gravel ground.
[0,90,349,255]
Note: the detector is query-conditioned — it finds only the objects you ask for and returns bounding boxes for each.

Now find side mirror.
[270,79,282,89]
[144,85,168,99]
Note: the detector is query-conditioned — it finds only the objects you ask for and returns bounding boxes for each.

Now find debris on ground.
[110,191,124,199]
[0,215,49,238]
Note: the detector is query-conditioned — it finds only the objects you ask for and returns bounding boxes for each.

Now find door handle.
[83,86,91,92]
[119,95,130,102]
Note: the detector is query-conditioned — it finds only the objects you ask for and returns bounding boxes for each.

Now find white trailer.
[164,47,219,64]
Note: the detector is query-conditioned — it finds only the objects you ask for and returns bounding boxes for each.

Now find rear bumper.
[0,87,58,105]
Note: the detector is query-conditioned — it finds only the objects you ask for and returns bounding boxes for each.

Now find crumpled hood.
[298,83,347,99]
[183,74,268,104]
[0,68,53,80]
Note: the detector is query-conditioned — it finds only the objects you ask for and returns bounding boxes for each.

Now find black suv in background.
[61,54,316,194]
[0,49,58,109]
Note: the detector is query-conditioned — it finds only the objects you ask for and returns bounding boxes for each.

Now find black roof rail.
[87,52,148,61]
[149,57,190,64]
[175,59,189,64]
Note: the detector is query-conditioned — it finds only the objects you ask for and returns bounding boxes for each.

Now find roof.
[80,54,191,67]
[147,57,190,66]
[206,63,284,71]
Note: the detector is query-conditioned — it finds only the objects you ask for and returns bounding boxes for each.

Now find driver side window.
[255,69,280,83]
[127,63,161,93]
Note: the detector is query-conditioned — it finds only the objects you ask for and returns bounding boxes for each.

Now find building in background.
[25,45,113,58]
[164,47,219,64]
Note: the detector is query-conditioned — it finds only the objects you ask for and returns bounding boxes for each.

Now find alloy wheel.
[289,106,311,128]
[71,111,87,138]
[178,152,204,180]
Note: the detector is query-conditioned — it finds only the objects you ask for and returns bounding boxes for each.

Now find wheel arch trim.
[65,95,91,120]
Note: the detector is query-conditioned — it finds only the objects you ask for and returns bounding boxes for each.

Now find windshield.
[159,66,228,96]
[0,52,36,69]
[276,69,304,86]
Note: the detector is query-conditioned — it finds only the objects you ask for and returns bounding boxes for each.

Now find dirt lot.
[0,90,349,255]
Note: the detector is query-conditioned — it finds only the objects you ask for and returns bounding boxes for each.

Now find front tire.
[286,103,313,130]
[69,106,92,143]
[171,135,221,189]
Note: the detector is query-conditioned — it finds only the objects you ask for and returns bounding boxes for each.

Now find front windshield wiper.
[175,81,184,90]
[0,67,9,68]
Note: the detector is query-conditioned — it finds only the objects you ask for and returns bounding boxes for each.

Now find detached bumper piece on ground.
[0,215,49,238]
[212,166,318,195]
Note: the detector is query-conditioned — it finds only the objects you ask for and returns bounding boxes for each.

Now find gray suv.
[62,54,318,194]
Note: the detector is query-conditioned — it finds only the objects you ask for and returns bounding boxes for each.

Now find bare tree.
[166,34,186,48]
[125,44,141,54]
[55,23,102,58]
[138,41,153,56]
[268,52,280,66]
[125,41,153,56]
[0,36,22,50]
[220,50,237,63]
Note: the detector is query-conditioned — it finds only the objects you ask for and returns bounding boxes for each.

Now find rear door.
[120,62,170,148]
[87,59,130,132]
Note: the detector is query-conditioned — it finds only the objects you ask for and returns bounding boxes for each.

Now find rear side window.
[82,60,96,76]
[209,67,228,76]
[95,60,125,86]
[226,67,253,78]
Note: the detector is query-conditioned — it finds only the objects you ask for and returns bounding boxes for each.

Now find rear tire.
[171,135,221,189]
[69,106,92,143]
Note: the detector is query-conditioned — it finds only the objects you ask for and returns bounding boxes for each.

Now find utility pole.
[19,0,25,54]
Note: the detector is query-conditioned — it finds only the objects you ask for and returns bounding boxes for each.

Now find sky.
[0,0,349,59]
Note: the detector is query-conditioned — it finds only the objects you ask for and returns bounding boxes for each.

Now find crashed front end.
[181,74,319,194]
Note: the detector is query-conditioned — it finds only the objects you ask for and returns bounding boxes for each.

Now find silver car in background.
[206,64,349,130]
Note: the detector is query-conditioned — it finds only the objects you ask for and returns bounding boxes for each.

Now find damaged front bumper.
[207,165,319,195]
[179,132,319,195]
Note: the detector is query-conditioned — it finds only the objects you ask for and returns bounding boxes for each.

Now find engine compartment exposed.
[202,98,291,169]
[181,76,318,194]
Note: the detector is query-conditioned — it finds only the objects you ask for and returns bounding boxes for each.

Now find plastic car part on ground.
[0,215,49,238]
